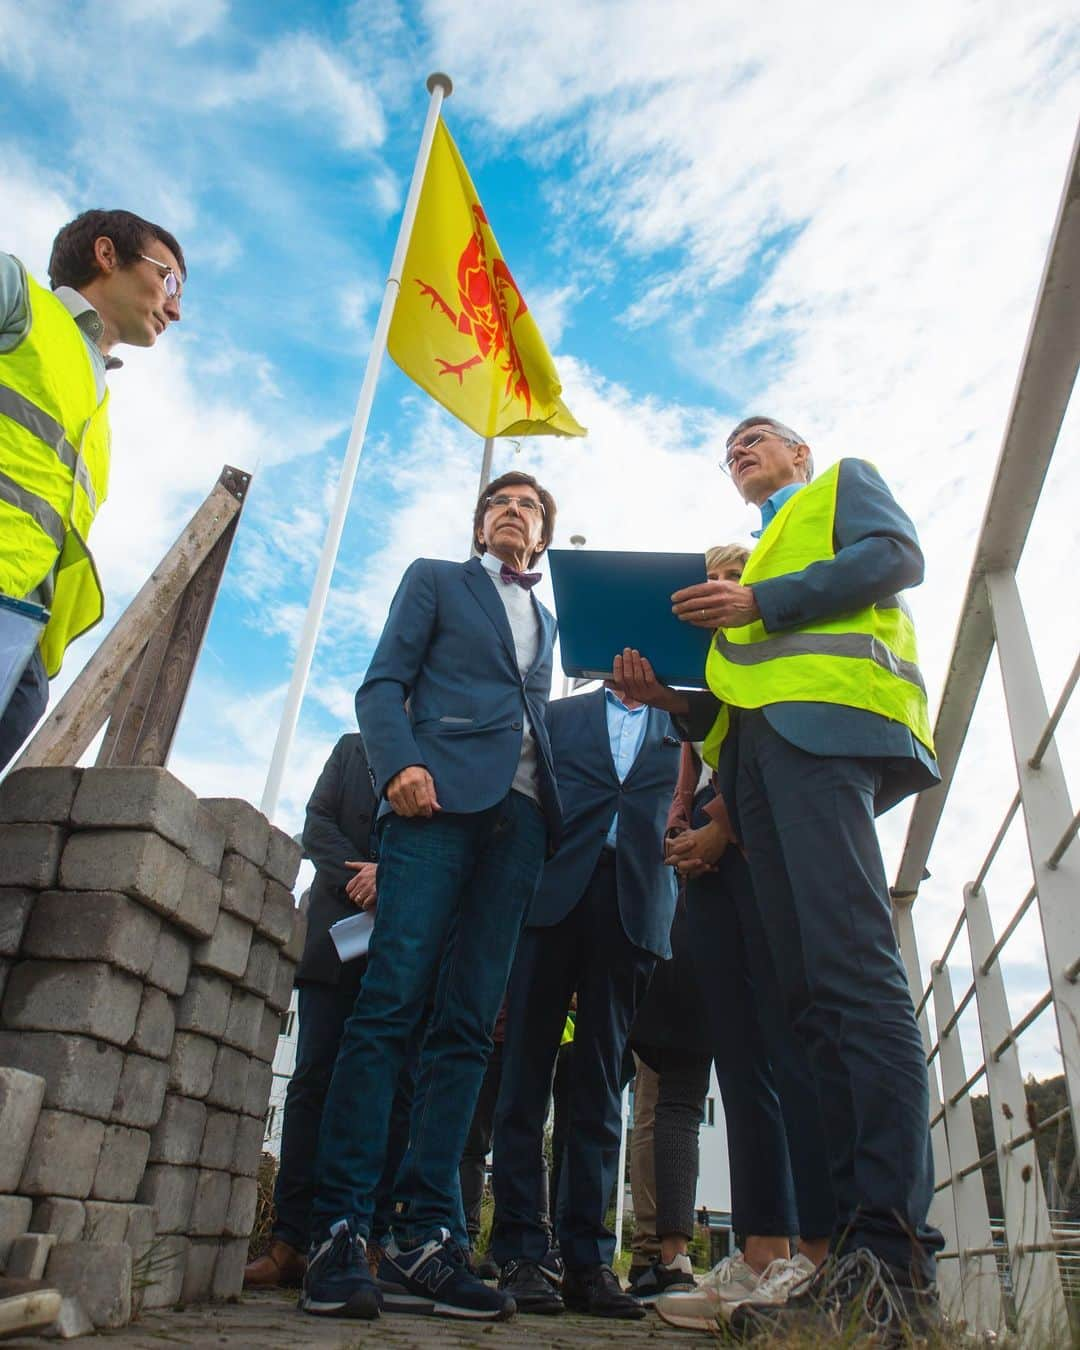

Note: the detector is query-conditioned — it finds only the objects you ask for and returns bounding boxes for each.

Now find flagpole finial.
[427,72,453,97]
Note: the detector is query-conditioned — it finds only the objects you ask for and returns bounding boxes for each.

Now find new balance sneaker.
[562,1264,646,1319]
[656,1249,812,1330]
[729,1248,942,1345]
[498,1258,565,1314]
[378,1228,516,1320]
[299,1221,382,1319]
[628,1252,697,1303]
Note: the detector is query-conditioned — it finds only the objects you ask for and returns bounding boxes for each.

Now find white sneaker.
[655,1251,815,1331]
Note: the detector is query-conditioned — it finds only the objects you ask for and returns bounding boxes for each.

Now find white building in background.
[696,1067,732,1215]
[264,988,298,1156]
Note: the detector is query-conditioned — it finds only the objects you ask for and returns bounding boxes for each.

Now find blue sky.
[3,1,1079,1074]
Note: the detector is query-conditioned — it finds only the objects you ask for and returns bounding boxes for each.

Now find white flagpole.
[469,436,495,555]
[260,72,453,820]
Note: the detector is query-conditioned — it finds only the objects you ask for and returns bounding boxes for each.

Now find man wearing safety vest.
[0,209,185,770]
[616,416,943,1342]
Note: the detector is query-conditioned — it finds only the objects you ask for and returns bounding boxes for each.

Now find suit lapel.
[463,557,517,667]
[588,689,619,782]
[527,595,556,677]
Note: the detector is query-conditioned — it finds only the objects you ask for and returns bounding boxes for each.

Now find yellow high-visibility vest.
[702,461,933,767]
[0,261,110,676]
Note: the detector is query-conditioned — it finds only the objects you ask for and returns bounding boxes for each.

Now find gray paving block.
[0,823,65,888]
[5,1229,56,1278]
[266,951,295,1013]
[44,1295,93,1339]
[192,909,252,981]
[223,988,263,1054]
[0,887,35,957]
[124,1202,156,1269]
[1,959,143,1047]
[199,1109,238,1171]
[46,1240,132,1329]
[0,1031,123,1119]
[149,1094,207,1166]
[224,1175,258,1239]
[218,851,263,923]
[59,830,187,925]
[232,1114,266,1178]
[22,890,161,977]
[91,1124,151,1202]
[282,907,307,964]
[205,1045,249,1113]
[176,971,231,1039]
[187,806,225,875]
[253,1004,282,1063]
[176,863,222,940]
[136,1165,197,1234]
[239,934,278,1000]
[0,766,81,823]
[259,879,296,948]
[0,958,8,1005]
[213,1237,248,1300]
[200,798,269,867]
[129,985,175,1060]
[181,1236,218,1302]
[0,1193,32,1264]
[71,767,199,853]
[112,1053,169,1129]
[167,1032,216,1100]
[264,826,302,890]
[146,924,192,997]
[19,1110,105,1198]
[0,1064,46,1191]
[137,1232,188,1311]
[83,1200,137,1245]
[188,1168,231,1236]
[29,1197,84,1242]
[243,1059,274,1120]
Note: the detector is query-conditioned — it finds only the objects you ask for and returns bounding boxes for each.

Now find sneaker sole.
[430,1299,516,1320]
[380,1286,514,1321]
[298,1288,382,1319]
[632,1280,697,1306]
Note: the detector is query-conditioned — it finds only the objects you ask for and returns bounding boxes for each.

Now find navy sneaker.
[379,1228,516,1320]
[299,1220,382,1319]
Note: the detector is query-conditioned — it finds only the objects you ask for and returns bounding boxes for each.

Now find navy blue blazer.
[526,690,680,959]
[355,555,562,843]
[297,733,378,986]
[685,458,940,812]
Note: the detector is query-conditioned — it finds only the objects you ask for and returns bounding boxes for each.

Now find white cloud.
[110,0,227,44]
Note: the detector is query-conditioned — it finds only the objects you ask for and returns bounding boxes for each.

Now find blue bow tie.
[500,562,542,590]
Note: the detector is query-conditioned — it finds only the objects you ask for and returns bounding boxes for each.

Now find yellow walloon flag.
[388,120,586,439]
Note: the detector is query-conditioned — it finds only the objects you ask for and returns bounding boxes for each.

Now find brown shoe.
[243,1239,307,1289]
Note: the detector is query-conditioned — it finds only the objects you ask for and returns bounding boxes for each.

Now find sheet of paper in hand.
[547,548,712,689]
[330,910,376,963]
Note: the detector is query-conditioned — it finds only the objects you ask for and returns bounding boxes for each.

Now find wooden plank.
[15,466,250,771]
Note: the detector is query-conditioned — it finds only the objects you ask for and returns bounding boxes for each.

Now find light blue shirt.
[752,481,804,538]
[604,687,648,847]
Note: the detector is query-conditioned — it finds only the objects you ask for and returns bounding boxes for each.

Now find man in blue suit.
[490,683,680,1319]
[302,470,561,1324]
[619,416,943,1341]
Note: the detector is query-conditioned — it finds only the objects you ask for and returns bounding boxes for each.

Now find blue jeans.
[311,791,547,1248]
[0,646,47,772]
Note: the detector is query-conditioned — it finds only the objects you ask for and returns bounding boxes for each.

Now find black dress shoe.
[468,1248,501,1281]
[498,1259,565,1314]
[562,1264,646,1320]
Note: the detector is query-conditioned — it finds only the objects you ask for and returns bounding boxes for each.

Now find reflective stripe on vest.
[0,467,66,551]
[702,460,934,766]
[0,385,99,514]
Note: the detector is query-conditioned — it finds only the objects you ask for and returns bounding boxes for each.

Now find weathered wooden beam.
[15,466,250,770]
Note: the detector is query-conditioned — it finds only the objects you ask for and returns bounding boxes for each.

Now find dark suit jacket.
[684,458,941,812]
[296,733,379,986]
[527,690,680,958]
[356,555,561,844]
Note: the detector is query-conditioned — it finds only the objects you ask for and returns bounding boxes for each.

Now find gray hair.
[726,414,814,482]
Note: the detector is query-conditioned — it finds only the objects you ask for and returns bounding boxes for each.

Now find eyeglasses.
[719,429,769,474]
[485,493,543,517]
[139,254,181,299]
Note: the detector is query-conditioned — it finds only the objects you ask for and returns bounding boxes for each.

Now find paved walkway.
[9,1290,721,1347]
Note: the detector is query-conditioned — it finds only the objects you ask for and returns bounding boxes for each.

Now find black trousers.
[0,648,47,773]
[653,1057,712,1242]
[491,855,656,1270]
[273,971,414,1250]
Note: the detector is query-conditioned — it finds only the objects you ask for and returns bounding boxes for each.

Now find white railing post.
[930,960,1005,1334]
[963,882,1069,1345]
[986,569,1080,1148]
[893,902,964,1320]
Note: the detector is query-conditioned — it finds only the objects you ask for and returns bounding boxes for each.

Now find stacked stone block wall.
[0,767,304,1333]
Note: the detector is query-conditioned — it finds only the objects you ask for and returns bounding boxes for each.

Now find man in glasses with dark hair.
[0,208,185,769]
[302,471,562,1324]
